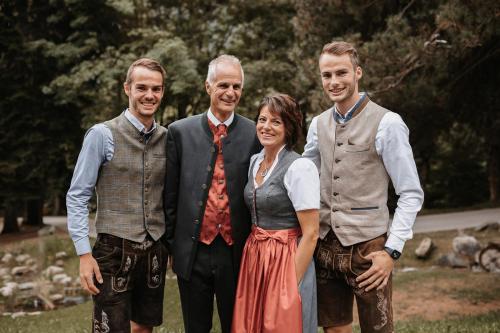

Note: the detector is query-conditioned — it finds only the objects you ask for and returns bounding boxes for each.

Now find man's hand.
[79,253,103,295]
[355,250,394,292]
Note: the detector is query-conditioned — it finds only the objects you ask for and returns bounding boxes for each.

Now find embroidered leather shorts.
[91,233,167,333]
[314,231,393,333]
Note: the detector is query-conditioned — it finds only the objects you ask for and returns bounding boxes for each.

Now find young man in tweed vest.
[303,41,424,333]
[67,58,168,333]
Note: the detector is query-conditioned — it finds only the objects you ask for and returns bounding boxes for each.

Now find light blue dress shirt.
[66,109,157,255]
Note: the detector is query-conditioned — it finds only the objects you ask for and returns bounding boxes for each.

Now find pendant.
[260,168,269,177]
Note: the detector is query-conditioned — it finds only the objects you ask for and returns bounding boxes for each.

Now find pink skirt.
[232,226,303,333]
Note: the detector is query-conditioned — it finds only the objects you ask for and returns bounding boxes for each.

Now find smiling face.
[256,106,286,149]
[124,66,164,123]
[205,62,243,121]
[319,53,362,113]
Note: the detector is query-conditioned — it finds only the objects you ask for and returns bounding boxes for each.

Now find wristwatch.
[384,247,401,260]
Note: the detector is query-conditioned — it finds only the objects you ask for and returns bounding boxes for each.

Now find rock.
[25,258,36,266]
[18,282,36,290]
[437,252,469,268]
[11,266,30,276]
[43,265,64,278]
[11,311,26,318]
[0,282,18,297]
[1,253,13,264]
[63,296,86,306]
[37,225,56,236]
[452,234,481,258]
[52,273,71,285]
[2,312,12,317]
[55,251,68,259]
[27,311,42,316]
[415,237,434,259]
[15,254,31,265]
[55,260,65,267]
[475,221,500,232]
[0,267,9,276]
[400,267,418,273]
[49,294,64,302]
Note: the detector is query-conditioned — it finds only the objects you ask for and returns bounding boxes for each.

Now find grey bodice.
[244,148,301,230]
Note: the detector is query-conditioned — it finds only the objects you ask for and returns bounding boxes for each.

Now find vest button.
[333,192,339,196]
[332,208,338,212]
[218,179,224,184]
[145,201,148,205]
[194,219,200,224]
[210,147,216,153]
[335,159,341,163]
[334,176,339,180]
[337,142,343,146]
[219,164,224,169]
[218,195,224,200]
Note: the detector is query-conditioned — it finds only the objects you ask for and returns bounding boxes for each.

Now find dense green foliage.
[0,0,499,230]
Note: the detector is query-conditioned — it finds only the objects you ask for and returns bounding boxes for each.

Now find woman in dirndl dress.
[231,93,320,333]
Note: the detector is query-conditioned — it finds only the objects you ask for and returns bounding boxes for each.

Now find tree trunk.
[2,204,19,233]
[488,144,499,202]
[25,198,44,226]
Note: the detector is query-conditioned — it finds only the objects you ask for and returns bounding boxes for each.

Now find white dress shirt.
[303,105,424,253]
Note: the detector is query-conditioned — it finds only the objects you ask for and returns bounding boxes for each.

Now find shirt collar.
[125,109,157,134]
[207,108,234,127]
[334,92,366,124]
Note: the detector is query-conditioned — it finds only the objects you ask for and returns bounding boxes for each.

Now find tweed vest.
[244,149,300,230]
[95,113,167,242]
[317,99,389,246]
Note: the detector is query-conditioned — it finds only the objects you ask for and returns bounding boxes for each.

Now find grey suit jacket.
[164,111,261,280]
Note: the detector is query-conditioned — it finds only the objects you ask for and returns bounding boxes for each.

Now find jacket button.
[333,192,339,196]
[210,147,216,153]
[198,201,203,206]
[194,219,199,224]
[207,165,212,172]
[202,184,207,189]
[191,236,196,241]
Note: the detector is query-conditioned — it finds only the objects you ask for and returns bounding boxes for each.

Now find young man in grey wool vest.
[67,58,169,333]
[303,41,424,333]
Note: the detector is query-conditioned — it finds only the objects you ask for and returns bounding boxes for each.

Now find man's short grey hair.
[206,54,244,87]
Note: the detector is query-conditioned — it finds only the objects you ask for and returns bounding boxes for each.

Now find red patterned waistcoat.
[199,121,233,245]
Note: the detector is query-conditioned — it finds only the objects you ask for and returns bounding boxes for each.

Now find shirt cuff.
[385,233,405,253]
[74,236,92,256]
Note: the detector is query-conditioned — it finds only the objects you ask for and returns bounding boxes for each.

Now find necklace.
[260,160,270,177]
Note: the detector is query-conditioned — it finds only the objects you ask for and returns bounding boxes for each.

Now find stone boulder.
[452,234,481,259]
[415,237,434,259]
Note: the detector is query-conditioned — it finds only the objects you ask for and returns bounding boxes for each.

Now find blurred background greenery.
[0,0,499,233]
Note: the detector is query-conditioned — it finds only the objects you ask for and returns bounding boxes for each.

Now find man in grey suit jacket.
[165,55,260,333]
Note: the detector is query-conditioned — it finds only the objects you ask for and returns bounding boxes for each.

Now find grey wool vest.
[95,113,167,242]
[317,99,389,246]
[244,148,300,230]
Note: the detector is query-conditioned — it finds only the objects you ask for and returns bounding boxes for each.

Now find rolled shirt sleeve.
[284,158,320,211]
[66,124,113,255]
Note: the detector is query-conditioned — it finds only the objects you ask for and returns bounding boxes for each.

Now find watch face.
[391,251,401,259]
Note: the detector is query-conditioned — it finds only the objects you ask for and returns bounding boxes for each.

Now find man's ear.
[205,81,211,95]
[355,66,363,81]
[123,82,131,97]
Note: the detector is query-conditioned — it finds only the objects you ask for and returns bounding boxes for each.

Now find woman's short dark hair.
[256,93,303,149]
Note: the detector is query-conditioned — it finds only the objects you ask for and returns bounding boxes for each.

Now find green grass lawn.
[1,227,499,332]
